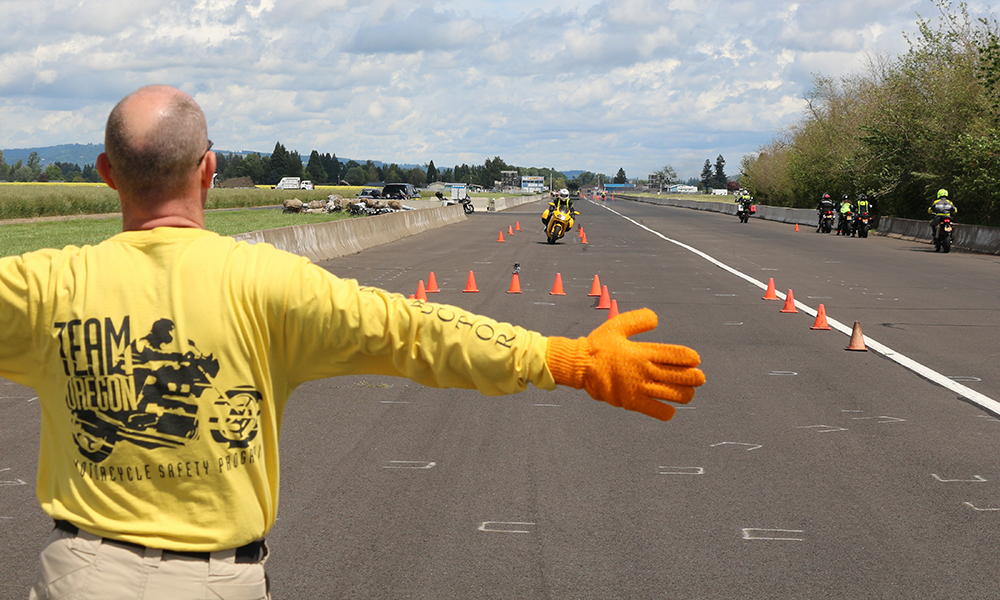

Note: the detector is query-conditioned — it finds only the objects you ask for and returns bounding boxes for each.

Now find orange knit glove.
[546,308,705,421]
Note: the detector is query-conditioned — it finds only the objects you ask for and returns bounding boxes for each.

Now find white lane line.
[599,203,1000,416]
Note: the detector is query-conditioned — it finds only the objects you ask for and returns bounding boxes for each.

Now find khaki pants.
[30,526,270,600]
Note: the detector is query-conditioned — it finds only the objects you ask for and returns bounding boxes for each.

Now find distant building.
[668,184,699,194]
[501,170,520,191]
[521,176,546,193]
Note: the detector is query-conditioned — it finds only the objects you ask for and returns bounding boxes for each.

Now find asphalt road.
[2,198,1000,599]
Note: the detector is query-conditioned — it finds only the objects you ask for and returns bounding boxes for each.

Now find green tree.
[713,155,727,189]
[237,153,266,184]
[268,142,289,183]
[81,163,101,183]
[321,153,341,184]
[344,166,367,186]
[425,160,438,184]
[305,150,327,184]
[613,167,627,184]
[44,164,65,181]
[384,163,405,183]
[479,156,511,188]
[287,150,303,178]
[407,167,426,186]
[0,150,8,180]
[700,160,713,190]
[656,164,679,186]
[27,152,41,179]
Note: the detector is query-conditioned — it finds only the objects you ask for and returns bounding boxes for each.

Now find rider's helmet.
[859,193,867,200]
[559,188,569,199]
[823,193,830,200]
[842,194,849,201]
[937,189,949,199]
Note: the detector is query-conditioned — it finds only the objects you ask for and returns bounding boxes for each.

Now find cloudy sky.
[0,0,993,179]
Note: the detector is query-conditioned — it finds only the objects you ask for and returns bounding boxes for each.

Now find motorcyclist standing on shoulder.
[928,189,957,242]
[816,193,834,232]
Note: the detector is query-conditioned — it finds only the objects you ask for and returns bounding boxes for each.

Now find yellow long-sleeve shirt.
[0,227,555,551]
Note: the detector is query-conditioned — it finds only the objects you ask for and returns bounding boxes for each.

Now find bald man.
[2,85,704,599]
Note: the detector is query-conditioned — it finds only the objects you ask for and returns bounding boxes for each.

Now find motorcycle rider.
[542,188,576,226]
[928,189,957,242]
[837,194,853,236]
[816,193,835,232]
[856,193,871,217]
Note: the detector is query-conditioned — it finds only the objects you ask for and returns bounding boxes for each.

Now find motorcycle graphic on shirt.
[59,317,261,463]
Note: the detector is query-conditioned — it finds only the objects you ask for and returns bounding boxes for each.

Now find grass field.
[0,208,353,257]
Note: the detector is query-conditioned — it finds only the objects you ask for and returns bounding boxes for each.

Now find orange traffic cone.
[497,231,505,243]
[794,223,800,232]
[580,230,588,244]
[508,225,514,235]
[846,321,868,351]
[408,294,415,299]
[515,221,521,231]
[416,280,428,301]
[588,274,602,297]
[550,273,566,295]
[597,285,611,309]
[762,278,779,300]
[507,273,522,294]
[780,289,798,313]
[426,272,440,293]
[463,271,479,293]
[607,299,619,320]
[578,226,584,237]
[810,304,832,330]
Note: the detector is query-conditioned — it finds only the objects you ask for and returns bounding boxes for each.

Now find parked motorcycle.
[736,200,755,223]
[934,216,954,253]
[855,212,871,238]
[545,203,578,244]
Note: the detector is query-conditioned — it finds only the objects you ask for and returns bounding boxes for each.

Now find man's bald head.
[104,85,209,200]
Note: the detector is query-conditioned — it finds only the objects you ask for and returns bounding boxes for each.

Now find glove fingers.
[647,364,706,388]
[623,396,677,421]
[633,342,702,368]
[640,381,698,405]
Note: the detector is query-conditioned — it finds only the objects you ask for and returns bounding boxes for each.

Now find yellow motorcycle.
[544,202,578,244]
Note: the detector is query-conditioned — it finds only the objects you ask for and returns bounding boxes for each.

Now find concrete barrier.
[619,195,1000,255]
[230,194,547,263]
[876,216,1000,254]
[405,194,545,212]
[232,205,467,262]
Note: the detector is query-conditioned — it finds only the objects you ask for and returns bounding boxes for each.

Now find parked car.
[381,183,420,200]
[357,187,382,199]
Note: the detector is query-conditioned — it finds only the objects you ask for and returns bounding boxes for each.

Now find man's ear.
[199,151,216,190]
[96,153,117,190]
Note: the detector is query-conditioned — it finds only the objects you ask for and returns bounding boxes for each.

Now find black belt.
[54,520,264,563]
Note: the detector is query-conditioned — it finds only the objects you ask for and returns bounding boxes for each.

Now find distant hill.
[2,143,104,167]
[561,170,586,179]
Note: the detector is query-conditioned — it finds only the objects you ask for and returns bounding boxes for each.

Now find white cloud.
[0,0,994,178]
